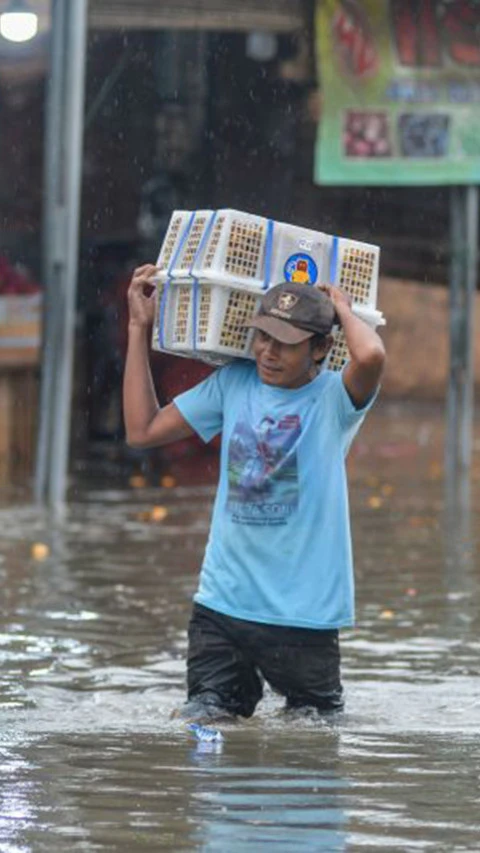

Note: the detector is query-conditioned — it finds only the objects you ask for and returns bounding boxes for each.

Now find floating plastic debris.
[187,723,224,743]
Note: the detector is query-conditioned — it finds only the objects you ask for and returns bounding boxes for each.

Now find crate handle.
[189,211,218,352]
[263,219,274,290]
[329,235,339,285]
[159,211,196,348]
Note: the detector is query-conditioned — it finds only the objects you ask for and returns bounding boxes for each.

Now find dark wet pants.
[183,603,344,720]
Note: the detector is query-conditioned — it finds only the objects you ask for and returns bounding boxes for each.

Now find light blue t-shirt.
[174,360,376,629]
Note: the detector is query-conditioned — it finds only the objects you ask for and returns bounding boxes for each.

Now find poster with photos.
[315,0,480,185]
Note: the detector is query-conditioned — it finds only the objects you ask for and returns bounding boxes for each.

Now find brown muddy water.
[0,400,479,852]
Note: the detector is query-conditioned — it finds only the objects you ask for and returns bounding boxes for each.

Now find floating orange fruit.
[380,609,394,619]
[160,475,176,488]
[31,543,49,561]
[129,474,147,489]
[150,506,168,521]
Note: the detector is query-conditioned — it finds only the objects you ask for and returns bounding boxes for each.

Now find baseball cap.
[247,281,336,345]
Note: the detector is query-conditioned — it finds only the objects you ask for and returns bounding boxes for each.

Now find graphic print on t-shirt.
[226,413,301,525]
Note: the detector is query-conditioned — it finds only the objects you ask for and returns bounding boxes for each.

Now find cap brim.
[247,315,314,345]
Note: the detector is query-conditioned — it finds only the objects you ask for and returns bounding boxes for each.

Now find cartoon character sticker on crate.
[284,254,318,285]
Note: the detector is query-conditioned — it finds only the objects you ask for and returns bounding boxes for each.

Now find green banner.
[315,0,480,185]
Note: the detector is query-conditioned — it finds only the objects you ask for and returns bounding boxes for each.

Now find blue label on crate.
[284,253,318,285]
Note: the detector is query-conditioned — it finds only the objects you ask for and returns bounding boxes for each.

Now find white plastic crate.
[152,208,384,368]
[195,283,261,360]
[152,278,204,356]
[158,209,334,291]
[331,236,380,308]
[155,210,215,280]
[157,210,379,307]
[152,277,262,362]
[155,210,188,274]
[152,277,200,356]
[190,209,333,292]
[197,210,271,289]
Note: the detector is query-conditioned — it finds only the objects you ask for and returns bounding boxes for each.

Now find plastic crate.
[157,209,336,291]
[156,210,215,281]
[196,284,260,360]
[194,210,337,291]
[152,208,383,368]
[156,209,268,288]
[156,210,219,281]
[331,236,380,307]
[152,277,261,362]
[157,210,380,305]
[151,278,195,355]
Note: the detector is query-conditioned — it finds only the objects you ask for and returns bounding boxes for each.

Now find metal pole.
[445,184,478,513]
[35,0,66,502]
[35,0,88,507]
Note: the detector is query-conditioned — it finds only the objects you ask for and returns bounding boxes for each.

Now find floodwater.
[0,400,479,852]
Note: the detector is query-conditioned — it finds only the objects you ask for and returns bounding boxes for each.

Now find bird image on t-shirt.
[226,413,302,523]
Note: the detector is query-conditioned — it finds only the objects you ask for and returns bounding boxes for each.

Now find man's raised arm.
[123,264,195,448]
[326,286,386,409]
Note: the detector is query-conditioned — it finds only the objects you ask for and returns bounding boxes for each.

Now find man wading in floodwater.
[123,267,385,721]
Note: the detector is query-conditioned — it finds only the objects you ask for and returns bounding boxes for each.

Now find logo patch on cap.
[277,292,299,311]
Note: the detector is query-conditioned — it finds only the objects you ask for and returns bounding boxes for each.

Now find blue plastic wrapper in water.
[187,723,224,743]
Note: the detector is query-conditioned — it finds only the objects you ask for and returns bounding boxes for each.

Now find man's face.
[252,329,329,389]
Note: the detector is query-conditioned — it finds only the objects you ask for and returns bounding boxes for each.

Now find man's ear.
[312,334,333,361]
[323,334,334,354]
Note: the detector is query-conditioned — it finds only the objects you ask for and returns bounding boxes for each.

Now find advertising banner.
[315,0,480,184]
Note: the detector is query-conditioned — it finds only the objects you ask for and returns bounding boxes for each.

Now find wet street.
[0,400,479,852]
